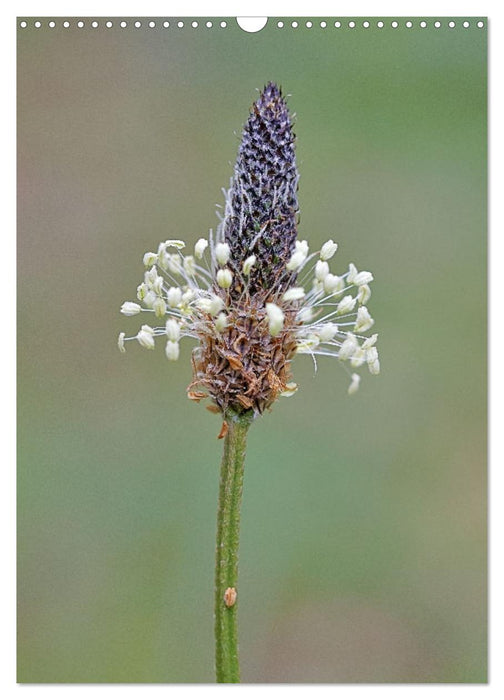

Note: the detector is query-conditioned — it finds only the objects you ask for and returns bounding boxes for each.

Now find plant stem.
[214,409,254,683]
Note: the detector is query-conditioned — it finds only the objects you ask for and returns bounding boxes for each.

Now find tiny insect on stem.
[224,587,237,608]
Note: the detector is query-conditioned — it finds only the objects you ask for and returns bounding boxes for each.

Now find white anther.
[167,287,182,307]
[137,325,155,349]
[336,295,357,315]
[216,268,233,288]
[354,306,374,333]
[348,373,361,395]
[243,255,256,276]
[194,238,208,259]
[283,287,305,301]
[315,260,329,281]
[165,340,180,361]
[215,242,230,266]
[320,239,338,261]
[266,303,285,336]
[120,302,142,316]
[165,318,180,341]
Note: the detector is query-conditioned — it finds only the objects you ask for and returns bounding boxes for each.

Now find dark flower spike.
[223,82,299,299]
[119,84,380,415]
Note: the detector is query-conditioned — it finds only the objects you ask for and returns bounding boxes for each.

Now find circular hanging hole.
[49,21,55,28]
[306,21,312,28]
[348,21,355,28]
[63,21,70,28]
[20,21,27,28]
[92,21,99,28]
[434,21,441,28]
[377,21,384,28]
[277,21,284,28]
[178,21,184,28]
[391,21,398,28]
[291,21,298,28]
[477,21,484,28]
[363,21,370,28]
[149,21,156,28]
[420,21,427,28]
[406,21,413,28]
[135,21,142,28]
[220,21,227,28]
[463,21,470,28]
[34,21,41,28]
[106,21,113,28]
[192,21,198,28]
[237,17,267,33]
[335,21,341,28]
[163,21,169,28]
[206,21,212,28]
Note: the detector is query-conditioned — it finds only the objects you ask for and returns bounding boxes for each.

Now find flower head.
[118,83,379,414]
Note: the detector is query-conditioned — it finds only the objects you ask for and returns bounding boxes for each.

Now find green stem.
[214,408,254,683]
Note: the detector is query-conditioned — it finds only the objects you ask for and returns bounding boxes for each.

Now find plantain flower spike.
[118,82,379,414]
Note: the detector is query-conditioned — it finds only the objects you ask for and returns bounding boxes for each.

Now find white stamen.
[348,373,361,395]
[183,256,196,276]
[145,266,158,285]
[143,291,157,308]
[197,294,225,316]
[298,307,313,323]
[350,347,366,367]
[336,295,357,315]
[215,242,230,266]
[338,333,358,360]
[296,335,320,354]
[318,323,338,342]
[165,340,180,361]
[152,276,164,296]
[366,347,380,375]
[243,255,256,276]
[120,302,142,316]
[215,312,228,332]
[354,270,374,286]
[217,268,233,288]
[354,306,374,333]
[347,263,358,284]
[320,239,338,261]
[165,239,185,249]
[295,240,309,256]
[283,287,305,301]
[137,325,155,349]
[362,334,378,349]
[143,252,158,266]
[286,250,307,271]
[137,283,148,301]
[167,287,182,307]
[153,297,167,318]
[357,284,371,305]
[195,238,208,259]
[167,254,183,275]
[315,260,329,281]
[266,303,284,336]
[281,382,298,397]
[323,274,344,295]
[165,318,180,342]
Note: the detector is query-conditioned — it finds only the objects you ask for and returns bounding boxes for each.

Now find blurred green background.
[17,17,487,683]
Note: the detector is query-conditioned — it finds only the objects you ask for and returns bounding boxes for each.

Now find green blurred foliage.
[18,18,486,682]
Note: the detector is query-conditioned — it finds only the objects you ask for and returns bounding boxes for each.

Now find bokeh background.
[17,17,487,683]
